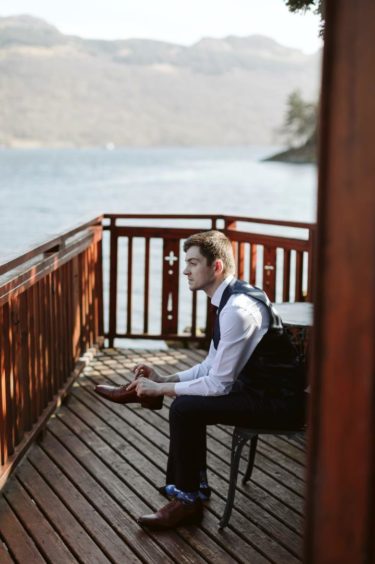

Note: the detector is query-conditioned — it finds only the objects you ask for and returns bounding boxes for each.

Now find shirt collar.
[211,275,234,307]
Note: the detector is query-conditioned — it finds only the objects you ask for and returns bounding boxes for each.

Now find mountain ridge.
[0,15,321,148]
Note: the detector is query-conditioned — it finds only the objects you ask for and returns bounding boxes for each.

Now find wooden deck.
[0,347,306,564]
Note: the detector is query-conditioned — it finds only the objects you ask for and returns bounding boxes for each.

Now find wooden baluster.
[50,272,58,394]
[283,249,291,302]
[1,303,13,460]
[83,250,89,350]
[224,219,237,263]
[143,238,150,334]
[249,244,257,285]
[127,237,133,335]
[263,246,276,301]
[237,242,245,279]
[0,305,6,465]
[38,278,47,409]
[295,250,304,301]
[61,264,68,382]
[161,239,180,336]
[108,219,118,347]
[28,286,36,424]
[191,290,197,338]
[67,260,74,371]
[30,283,40,422]
[78,253,85,353]
[72,256,81,362]
[88,245,95,346]
[96,236,104,342]
[10,295,23,446]
[19,291,31,433]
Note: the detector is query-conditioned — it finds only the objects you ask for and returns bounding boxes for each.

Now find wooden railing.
[0,212,314,484]
[103,214,316,346]
[0,217,103,487]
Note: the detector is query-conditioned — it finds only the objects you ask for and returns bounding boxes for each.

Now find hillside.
[0,15,321,147]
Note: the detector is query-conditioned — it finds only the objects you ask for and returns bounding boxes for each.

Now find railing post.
[162,239,180,335]
[108,219,118,347]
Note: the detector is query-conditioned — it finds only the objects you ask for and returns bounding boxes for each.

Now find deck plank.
[16,460,112,564]
[0,496,45,563]
[38,432,177,564]
[26,447,142,563]
[3,478,78,564]
[0,347,307,563]
[0,541,14,564]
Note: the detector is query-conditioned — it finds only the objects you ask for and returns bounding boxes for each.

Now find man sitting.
[95,230,306,529]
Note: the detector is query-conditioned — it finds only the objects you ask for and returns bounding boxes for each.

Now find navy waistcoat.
[213,279,305,397]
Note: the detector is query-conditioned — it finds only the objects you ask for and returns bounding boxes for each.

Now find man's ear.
[214,259,224,274]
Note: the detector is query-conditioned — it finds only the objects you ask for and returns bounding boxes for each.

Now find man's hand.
[133,363,180,384]
[133,364,161,382]
[127,377,176,398]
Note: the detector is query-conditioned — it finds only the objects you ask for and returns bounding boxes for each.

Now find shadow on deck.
[0,348,306,564]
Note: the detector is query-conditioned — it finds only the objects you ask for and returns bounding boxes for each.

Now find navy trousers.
[166,389,306,492]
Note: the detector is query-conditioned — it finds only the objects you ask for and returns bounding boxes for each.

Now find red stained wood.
[108,219,118,347]
[0,223,104,485]
[237,242,246,279]
[0,213,311,489]
[143,237,150,333]
[263,246,277,301]
[283,250,291,302]
[295,251,304,302]
[161,239,180,335]
[250,244,257,285]
[306,1,375,562]
[127,237,133,334]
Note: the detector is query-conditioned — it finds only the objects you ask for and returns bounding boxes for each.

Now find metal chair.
[219,425,305,529]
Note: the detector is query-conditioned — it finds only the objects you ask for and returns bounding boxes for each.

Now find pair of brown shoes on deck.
[94,383,163,410]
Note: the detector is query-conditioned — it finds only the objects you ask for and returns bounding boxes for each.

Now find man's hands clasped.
[127,364,178,398]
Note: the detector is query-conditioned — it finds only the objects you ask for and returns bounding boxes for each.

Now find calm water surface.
[0,146,317,261]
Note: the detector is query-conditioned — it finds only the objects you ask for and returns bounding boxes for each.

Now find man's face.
[183,246,217,292]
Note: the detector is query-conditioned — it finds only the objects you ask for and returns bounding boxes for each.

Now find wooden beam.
[306,1,375,562]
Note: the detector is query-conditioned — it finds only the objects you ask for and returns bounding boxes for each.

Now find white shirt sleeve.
[176,343,215,382]
[174,298,268,396]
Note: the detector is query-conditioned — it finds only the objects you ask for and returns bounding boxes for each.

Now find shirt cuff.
[174,381,191,395]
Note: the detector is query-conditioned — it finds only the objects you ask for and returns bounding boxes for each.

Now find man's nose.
[183,266,189,275]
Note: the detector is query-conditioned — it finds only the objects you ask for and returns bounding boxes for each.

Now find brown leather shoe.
[94,383,163,410]
[138,498,203,529]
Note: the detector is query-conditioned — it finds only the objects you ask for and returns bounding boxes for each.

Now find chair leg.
[219,429,248,529]
[242,435,258,484]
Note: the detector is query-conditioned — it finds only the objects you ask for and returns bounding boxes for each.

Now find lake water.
[0,146,317,345]
[0,146,317,262]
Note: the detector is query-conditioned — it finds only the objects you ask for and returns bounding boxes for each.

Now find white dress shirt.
[174,276,270,397]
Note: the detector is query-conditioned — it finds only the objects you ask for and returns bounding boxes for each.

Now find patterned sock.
[164,484,178,497]
[161,479,210,501]
[175,489,199,503]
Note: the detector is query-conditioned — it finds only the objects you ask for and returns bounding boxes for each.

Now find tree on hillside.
[279,90,317,148]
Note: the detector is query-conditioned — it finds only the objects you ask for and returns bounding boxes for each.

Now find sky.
[0,0,322,53]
